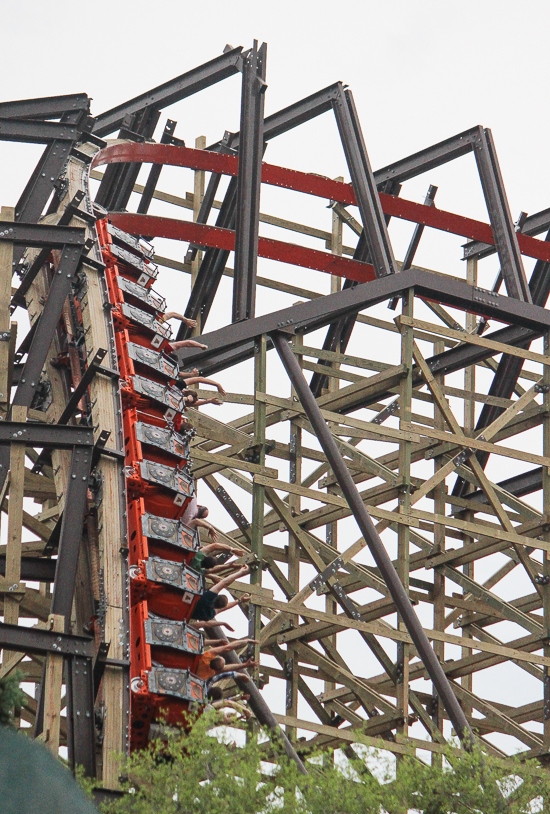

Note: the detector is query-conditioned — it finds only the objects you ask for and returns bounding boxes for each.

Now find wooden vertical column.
[461,252,478,715]
[396,290,413,741]
[41,613,64,756]
[0,206,14,417]
[286,333,302,740]
[2,405,27,671]
[432,338,446,742]
[249,334,267,680]
[543,330,550,750]
[324,194,343,698]
[191,136,206,336]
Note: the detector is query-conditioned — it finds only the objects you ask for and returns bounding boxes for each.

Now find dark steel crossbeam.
[452,229,550,500]
[13,109,87,261]
[464,208,550,260]
[0,119,80,144]
[232,41,267,322]
[13,245,83,409]
[208,82,341,151]
[0,621,94,657]
[175,267,550,374]
[182,84,343,330]
[0,422,93,447]
[373,126,480,186]
[387,183,438,311]
[0,556,56,582]
[0,94,90,121]
[95,106,160,212]
[0,221,85,248]
[11,190,86,307]
[66,655,96,776]
[57,349,107,424]
[460,467,543,504]
[93,47,244,137]
[50,446,92,628]
[272,331,473,746]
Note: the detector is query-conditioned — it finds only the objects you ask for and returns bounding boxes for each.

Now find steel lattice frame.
[1,42,550,787]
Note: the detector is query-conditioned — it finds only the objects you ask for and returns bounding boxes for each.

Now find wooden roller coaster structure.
[2,41,550,789]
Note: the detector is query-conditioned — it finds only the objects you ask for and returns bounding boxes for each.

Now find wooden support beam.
[2,405,27,671]
[41,613,64,755]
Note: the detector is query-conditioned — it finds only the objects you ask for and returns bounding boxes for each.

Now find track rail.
[96,218,208,748]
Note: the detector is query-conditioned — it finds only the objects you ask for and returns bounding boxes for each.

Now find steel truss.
[1,42,550,788]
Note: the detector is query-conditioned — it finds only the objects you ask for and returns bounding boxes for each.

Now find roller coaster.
[2,41,550,790]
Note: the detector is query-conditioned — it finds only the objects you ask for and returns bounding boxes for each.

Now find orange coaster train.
[97,218,206,751]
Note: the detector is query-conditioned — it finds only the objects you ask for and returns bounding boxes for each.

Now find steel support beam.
[177,178,238,340]
[0,119,81,144]
[0,422,93,447]
[92,47,244,137]
[137,119,179,215]
[0,221,86,249]
[174,267,550,375]
[50,446,92,628]
[373,126,480,186]
[11,191,87,308]
[332,84,396,279]
[187,83,339,275]
[271,330,473,745]
[11,108,89,268]
[232,41,266,322]
[66,655,96,776]
[56,349,107,425]
[95,106,160,212]
[0,94,90,121]
[452,229,550,500]
[12,245,83,409]
[464,207,550,260]
[208,83,340,152]
[183,133,236,267]
[0,622,94,658]
[0,556,56,582]
[473,127,531,302]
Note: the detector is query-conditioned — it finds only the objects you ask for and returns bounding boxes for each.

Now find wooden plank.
[190,447,278,478]
[406,420,549,467]
[42,613,64,755]
[4,405,27,629]
[0,206,14,414]
[253,475,347,507]
[256,391,420,443]
[399,314,550,367]
[2,405,27,672]
[2,498,52,542]
[261,595,550,667]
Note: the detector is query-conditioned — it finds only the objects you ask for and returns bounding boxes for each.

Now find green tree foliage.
[0,671,24,727]
[98,711,550,814]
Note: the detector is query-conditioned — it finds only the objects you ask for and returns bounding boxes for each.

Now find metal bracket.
[214,484,250,531]
[309,556,345,592]
[452,447,474,468]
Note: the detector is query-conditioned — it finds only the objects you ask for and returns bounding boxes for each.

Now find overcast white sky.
[3,0,550,755]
